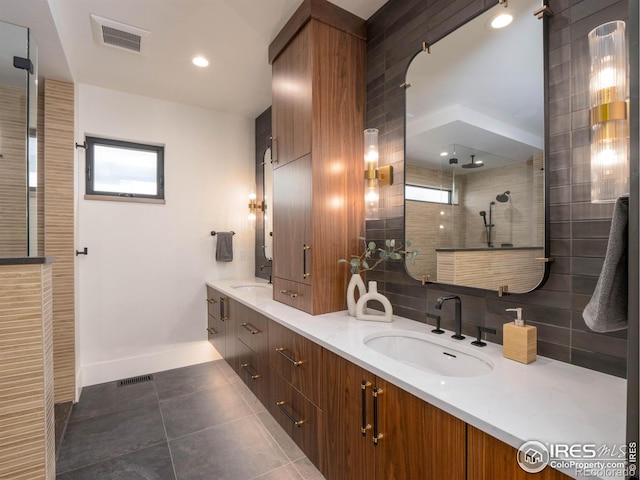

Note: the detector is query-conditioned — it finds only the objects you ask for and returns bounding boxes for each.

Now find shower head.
[496,191,511,203]
[461,154,484,169]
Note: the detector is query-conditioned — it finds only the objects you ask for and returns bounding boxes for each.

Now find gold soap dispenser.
[502,308,537,364]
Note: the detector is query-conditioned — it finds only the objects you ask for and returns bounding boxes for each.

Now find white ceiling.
[1,0,387,118]
[405,0,544,171]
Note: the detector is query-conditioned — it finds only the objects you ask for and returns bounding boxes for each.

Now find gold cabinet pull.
[241,322,260,335]
[206,327,217,335]
[275,347,303,366]
[219,297,228,321]
[372,387,383,445]
[240,363,261,380]
[279,289,299,299]
[361,380,372,436]
[206,298,217,304]
[302,244,311,279]
[276,401,305,427]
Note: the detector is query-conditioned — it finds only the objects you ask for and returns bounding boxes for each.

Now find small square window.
[405,184,451,204]
[85,136,165,202]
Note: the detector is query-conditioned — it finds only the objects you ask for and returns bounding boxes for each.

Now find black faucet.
[259,262,273,284]
[434,295,465,340]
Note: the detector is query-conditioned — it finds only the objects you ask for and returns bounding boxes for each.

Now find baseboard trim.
[79,341,221,388]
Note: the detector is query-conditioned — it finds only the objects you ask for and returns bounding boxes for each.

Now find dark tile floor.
[56,360,324,480]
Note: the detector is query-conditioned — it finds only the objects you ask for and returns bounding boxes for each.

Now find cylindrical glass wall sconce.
[588,20,628,203]
[364,128,379,219]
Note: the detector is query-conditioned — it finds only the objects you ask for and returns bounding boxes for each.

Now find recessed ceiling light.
[490,13,513,29]
[192,56,209,67]
[440,151,448,157]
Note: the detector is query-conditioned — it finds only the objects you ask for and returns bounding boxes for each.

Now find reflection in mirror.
[404,0,545,293]
[263,147,273,260]
[0,20,38,256]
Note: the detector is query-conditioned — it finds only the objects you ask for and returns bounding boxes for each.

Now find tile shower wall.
[365,0,628,377]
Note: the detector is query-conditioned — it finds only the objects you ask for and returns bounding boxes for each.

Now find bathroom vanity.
[206,279,625,480]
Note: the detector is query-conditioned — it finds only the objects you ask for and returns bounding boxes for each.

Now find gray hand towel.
[216,232,234,262]
[582,196,628,332]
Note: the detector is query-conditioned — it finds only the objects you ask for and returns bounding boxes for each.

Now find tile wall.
[364,0,629,377]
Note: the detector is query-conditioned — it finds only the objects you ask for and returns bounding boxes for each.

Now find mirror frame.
[401,2,551,293]
[254,106,272,281]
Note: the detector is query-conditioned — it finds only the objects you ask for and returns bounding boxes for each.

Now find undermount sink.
[230,283,271,291]
[363,330,494,378]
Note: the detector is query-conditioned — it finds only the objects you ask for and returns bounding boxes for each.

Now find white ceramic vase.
[346,273,367,316]
[355,281,393,322]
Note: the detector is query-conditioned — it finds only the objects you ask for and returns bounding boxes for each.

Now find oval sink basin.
[363,330,494,377]
[230,284,271,291]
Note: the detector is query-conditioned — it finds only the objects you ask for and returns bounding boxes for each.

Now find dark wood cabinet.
[270,0,366,315]
[467,426,572,480]
[205,285,238,373]
[322,350,466,480]
[268,319,322,407]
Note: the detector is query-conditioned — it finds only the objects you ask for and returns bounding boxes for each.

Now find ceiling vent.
[90,14,149,54]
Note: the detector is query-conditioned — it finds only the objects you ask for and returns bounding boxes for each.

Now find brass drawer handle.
[206,298,217,304]
[276,401,305,428]
[302,244,311,279]
[206,327,217,335]
[241,322,260,335]
[373,387,383,445]
[220,297,228,321]
[361,380,372,436]
[275,347,303,366]
[240,363,261,380]
[279,289,299,299]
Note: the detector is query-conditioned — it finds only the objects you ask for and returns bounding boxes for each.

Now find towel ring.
[211,231,236,236]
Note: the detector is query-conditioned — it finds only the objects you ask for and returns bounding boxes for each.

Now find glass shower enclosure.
[0,20,39,256]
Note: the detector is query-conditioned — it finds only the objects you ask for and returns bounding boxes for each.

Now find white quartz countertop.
[206,278,627,479]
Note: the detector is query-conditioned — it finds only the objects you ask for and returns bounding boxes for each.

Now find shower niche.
[0,20,39,257]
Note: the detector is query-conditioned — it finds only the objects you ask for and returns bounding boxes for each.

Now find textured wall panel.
[43,80,75,402]
[365,0,628,377]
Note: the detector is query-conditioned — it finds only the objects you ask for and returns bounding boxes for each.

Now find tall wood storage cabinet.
[270,0,366,315]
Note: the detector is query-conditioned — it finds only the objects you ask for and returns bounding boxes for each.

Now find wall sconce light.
[248,183,263,221]
[588,20,628,203]
[364,128,393,218]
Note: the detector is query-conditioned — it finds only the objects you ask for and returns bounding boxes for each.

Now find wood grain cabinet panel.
[270,369,323,470]
[322,350,465,480]
[235,302,269,360]
[237,339,270,407]
[268,320,322,407]
[467,425,572,480]
[270,0,365,316]
[205,286,238,373]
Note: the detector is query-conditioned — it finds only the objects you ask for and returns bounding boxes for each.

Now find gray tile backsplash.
[364,0,628,377]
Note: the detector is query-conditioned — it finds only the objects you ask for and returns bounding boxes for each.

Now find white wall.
[76,84,255,387]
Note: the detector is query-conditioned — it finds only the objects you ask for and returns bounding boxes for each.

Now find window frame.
[405,183,452,205]
[84,136,165,203]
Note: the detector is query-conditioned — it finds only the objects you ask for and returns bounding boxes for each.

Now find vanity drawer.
[237,339,270,407]
[207,313,225,357]
[273,278,312,313]
[268,320,322,406]
[270,371,322,470]
[236,302,269,360]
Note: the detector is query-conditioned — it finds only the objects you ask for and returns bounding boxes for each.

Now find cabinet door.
[236,302,269,360]
[467,426,571,480]
[322,350,375,480]
[272,154,312,288]
[270,370,322,470]
[374,377,466,480]
[223,297,238,373]
[206,287,225,356]
[271,23,311,168]
[268,319,322,406]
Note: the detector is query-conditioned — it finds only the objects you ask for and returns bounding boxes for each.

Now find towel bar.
[211,231,236,236]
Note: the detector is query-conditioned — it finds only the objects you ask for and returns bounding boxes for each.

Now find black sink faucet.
[434,295,465,340]
[259,262,273,284]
